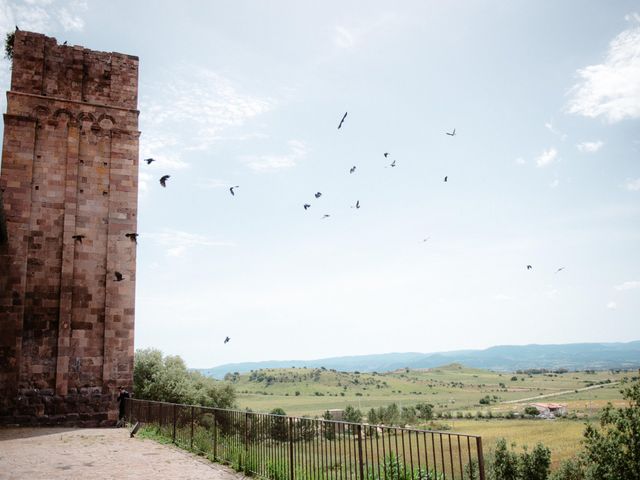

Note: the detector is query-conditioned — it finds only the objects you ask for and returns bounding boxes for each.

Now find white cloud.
[146,229,234,257]
[536,147,558,167]
[549,178,559,188]
[624,178,640,191]
[56,6,85,32]
[576,140,604,153]
[333,12,400,51]
[138,172,152,196]
[494,293,512,301]
[515,157,526,165]
[242,139,308,173]
[140,66,274,158]
[334,26,356,49]
[614,280,640,291]
[544,121,567,141]
[607,301,617,310]
[567,14,640,122]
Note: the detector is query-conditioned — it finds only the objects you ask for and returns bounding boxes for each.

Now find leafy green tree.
[580,380,640,480]
[416,402,434,420]
[269,408,288,441]
[524,406,540,416]
[344,405,363,423]
[133,348,236,408]
[550,459,585,480]
[519,443,551,480]
[490,438,519,480]
[322,410,336,440]
[401,405,417,425]
[4,32,14,60]
[368,408,378,424]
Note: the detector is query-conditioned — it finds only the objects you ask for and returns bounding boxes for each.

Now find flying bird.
[144,158,155,165]
[114,271,124,281]
[555,267,565,274]
[230,185,239,196]
[224,336,230,344]
[72,234,85,243]
[446,128,456,136]
[444,176,448,182]
[388,160,396,168]
[526,265,533,270]
[303,204,311,210]
[422,236,431,243]
[350,166,356,174]
[351,200,360,209]
[159,175,170,187]
[63,41,67,46]
[322,214,330,219]
[315,192,322,199]
[125,233,139,243]
[337,111,347,129]
[384,153,390,158]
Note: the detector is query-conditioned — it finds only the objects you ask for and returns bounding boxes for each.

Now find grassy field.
[222,363,637,469]
[228,364,631,417]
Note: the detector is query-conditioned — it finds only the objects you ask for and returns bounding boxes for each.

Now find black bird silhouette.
[322,214,330,219]
[337,111,347,129]
[303,204,311,210]
[444,176,448,182]
[351,200,360,209]
[388,160,396,168]
[315,192,322,199]
[15,26,19,31]
[114,271,124,281]
[144,158,155,165]
[72,234,85,243]
[446,128,456,136]
[230,185,239,196]
[63,41,67,45]
[159,175,170,187]
[555,267,565,274]
[224,336,230,344]
[526,265,533,270]
[422,236,431,243]
[384,152,390,158]
[350,166,356,174]
[125,233,139,243]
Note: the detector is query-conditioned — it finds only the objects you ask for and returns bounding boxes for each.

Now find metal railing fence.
[127,398,485,480]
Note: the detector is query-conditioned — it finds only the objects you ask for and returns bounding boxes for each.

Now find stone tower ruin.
[0,31,139,425]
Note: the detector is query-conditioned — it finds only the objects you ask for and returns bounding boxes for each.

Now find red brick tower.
[0,31,139,425]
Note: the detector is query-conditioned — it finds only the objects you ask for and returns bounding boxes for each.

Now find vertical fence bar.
[289,417,295,480]
[172,404,177,443]
[190,406,194,450]
[356,424,364,480]
[476,437,485,480]
[213,412,218,460]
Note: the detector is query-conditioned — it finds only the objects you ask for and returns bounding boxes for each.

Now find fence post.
[288,417,295,480]
[357,424,365,480]
[476,436,486,480]
[147,400,151,424]
[172,404,177,443]
[190,406,195,450]
[213,412,218,461]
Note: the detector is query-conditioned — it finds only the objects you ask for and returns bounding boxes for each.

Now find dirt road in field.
[501,381,619,404]
[0,427,247,480]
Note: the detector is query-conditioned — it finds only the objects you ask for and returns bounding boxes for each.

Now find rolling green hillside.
[225,363,633,417]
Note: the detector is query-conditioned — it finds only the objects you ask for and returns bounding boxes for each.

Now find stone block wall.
[0,31,139,426]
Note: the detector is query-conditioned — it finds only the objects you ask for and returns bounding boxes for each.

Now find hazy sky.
[1,1,639,368]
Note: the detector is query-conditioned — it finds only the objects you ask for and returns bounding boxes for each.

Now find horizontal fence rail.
[127,398,485,480]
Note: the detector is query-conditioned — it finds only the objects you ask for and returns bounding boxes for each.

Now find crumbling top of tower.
[9,31,138,110]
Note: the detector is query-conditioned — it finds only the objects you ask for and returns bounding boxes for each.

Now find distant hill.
[198,341,640,379]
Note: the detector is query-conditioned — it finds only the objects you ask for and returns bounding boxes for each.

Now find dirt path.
[0,427,247,480]
[501,381,619,404]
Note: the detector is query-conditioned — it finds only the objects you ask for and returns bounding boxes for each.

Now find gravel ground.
[0,427,247,480]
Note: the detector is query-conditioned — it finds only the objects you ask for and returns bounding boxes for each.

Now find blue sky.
[1,1,639,368]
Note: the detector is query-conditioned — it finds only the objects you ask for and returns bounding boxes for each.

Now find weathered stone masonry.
[0,31,139,426]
